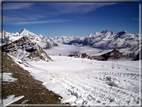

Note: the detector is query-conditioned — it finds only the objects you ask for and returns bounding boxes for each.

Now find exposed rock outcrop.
[68,50,123,61]
[2,37,52,62]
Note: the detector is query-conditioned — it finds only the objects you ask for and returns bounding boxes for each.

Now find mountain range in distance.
[1,28,141,60]
[64,30,139,49]
[50,29,141,60]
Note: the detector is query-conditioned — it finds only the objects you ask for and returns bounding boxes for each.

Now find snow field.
[16,56,141,106]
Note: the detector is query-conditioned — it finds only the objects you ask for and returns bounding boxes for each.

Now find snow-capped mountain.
[2,37,53,62]
[68,30,139,49]
[19,28,58,49]
[50,36,78,44]
[0,30,23,46]
[67,30,141,60]
[1,29,58,49]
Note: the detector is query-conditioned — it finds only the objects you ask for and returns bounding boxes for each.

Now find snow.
[0,73,17,82]
[15,55,141,106]
[68,30,139,50]
[2,95,24,107]
[50,36,78,44]
[1,29,57,48]
[19,28,57,49]
[0,30,23,46]
[1,29,141,106]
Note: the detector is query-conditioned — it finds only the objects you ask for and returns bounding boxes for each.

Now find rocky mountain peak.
[2,29,58,49]
[2,37,53,62]
[20,28,35,37]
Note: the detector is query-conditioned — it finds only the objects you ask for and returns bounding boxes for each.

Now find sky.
[2,2,140,37]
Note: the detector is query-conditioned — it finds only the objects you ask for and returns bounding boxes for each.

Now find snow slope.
[2,95,24,107]
[14,55,141,106]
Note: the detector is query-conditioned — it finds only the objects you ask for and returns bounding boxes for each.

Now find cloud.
[3,3,115,25]
[2,2,115,13]
[10,19,71,25]
[131,18,139,21]
[3,3,33,10]
[3,2,138,26]
[3,14,48,25]
[47,3,115,14]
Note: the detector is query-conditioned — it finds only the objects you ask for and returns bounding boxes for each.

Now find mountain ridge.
[1,29,58,49]
[1,29,141,60]
[68,30,139,49]
[2,36,53,62]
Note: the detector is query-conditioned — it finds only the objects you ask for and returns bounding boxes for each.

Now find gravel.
[2,51,64,105]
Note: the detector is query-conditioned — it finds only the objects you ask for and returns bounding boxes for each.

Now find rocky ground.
[1,51,70,106]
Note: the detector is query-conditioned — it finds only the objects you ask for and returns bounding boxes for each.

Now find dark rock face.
[2,37,52,62]
[68,53,105,61]
[133,47,142,60]
[26,48,37,52]
[68,54,79,58]
[101,49,123,60]
[68,50,123,61]
[80,53,88,58]
[88,56,106,61]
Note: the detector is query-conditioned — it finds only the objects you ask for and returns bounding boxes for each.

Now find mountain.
[19,28,58,49]
[50,36,78,44]
[68,30,139,49]
[67,30,141,60]
[2,37,53,62]
[68,49,123,61]
[0,30,23,46]
[1,29,58,49]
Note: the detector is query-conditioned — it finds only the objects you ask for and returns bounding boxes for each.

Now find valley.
[1,29,141,106]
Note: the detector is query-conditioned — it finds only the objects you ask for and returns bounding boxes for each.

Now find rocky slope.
[2,50,62,105]
[2,37,52,62]
[68,49,141,61]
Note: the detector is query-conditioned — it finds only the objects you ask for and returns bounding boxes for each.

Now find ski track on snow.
[16,56,141,106]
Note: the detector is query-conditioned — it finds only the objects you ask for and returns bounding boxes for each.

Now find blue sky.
[3,2,139,37]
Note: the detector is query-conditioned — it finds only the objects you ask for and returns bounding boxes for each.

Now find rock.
[2,37,52,62]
